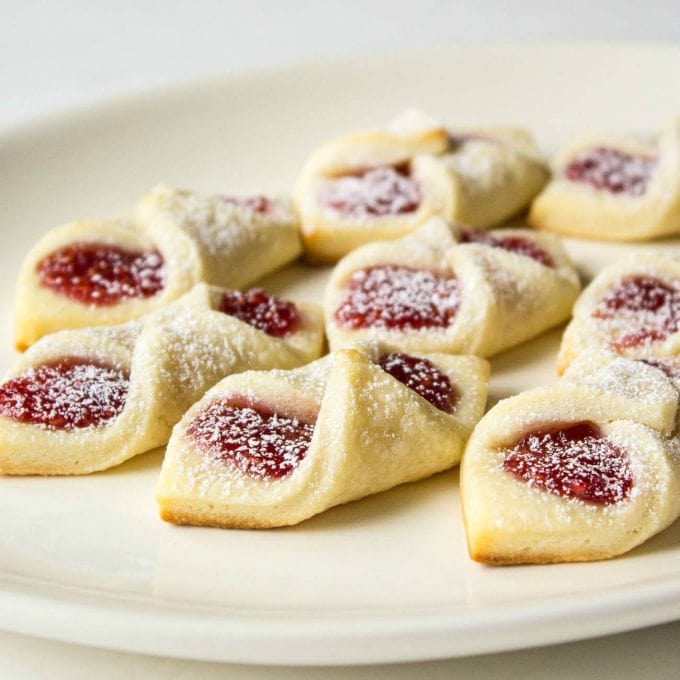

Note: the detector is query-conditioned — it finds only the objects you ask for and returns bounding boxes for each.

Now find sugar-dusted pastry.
[14,186,302,349]
[461,356,680,564]
[529,118,680,240]
[156,344,489,528]
[557,252,680,374]
[294,110,548,262]
[0,284,323,475]
[440,126,549,228]
[324,217,580,357]
[294,110,450,263]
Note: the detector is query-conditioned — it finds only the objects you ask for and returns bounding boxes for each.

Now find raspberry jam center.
[460,229,555,267]
[187,396,315,479]
[335,265,460,331]
[217,289,300,337]
[221,195,271,213]
[319,164,421,218]
[564,147,656,197]
[503,421,633,505]
[0,358,129,430]
[37,242,164,306]
[378,352,457,413]
[592,275,680,349]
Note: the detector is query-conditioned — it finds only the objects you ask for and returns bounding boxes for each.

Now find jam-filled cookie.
[324,217,580,357]
[0,284,323,475]
[557,252,680,374]
[14,186,302,348]
[529,119,680,241]
[294,110,548,262]
[461,356,680,564]
[156,344,489,528]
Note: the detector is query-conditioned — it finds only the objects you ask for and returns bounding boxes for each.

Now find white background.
[2,1,680,677]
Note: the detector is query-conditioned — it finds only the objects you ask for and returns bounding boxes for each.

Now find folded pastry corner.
[294,111,548,262]
[324,216,580,357]
[14,186,302,349]
[156,344,489,529]
[461,355,680,565]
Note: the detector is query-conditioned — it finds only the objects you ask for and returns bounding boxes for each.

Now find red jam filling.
[378,352,457,413]
[221,195,271,213]
[37,242,164,306]
[592,275,680,349]
[0,358,129,430]
[187,396,315,479]
[639,357,680,381]
[217,289,300,338]
[335,265,460,331]
[319,164,421,218]
[503,421,633,506]
[460,229,555,267]
[564,147,656,197]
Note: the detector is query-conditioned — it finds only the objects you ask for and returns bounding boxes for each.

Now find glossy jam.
[378,352,457,413]
[319,164,421,218]
[0,358,129,430]
[564,147,656,197]
[37,242,164,306]
[187,396,315,479]
[221,195,271,213]
[503,421,633,505]
[217,289,300,337]
[335,265,460,331]
[593,275,680,349]
[460,229,555,267]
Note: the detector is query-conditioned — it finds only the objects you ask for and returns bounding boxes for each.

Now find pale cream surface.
[2,44,680,667]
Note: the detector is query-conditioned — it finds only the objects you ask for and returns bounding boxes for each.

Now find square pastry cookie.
[324,217,580,357]
[295,110,548,262]
[15,186,302,348]
[529,118,680,241]
[156,344,489,528]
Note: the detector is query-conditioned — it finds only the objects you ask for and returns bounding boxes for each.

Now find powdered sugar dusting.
[503,421,633,506]
[335,265,460,331]
[220,195,271,214]
[592,275,680,350]
[639,356,680,381]
[319,165,421,218]
[187,396,315,479]
[565,147,657,197]
[0,358,129,430]
[378,352,457,413]
[460,229,555,268]
[37,243,164,306]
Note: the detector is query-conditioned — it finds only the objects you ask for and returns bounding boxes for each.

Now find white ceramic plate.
[1,44,680,666]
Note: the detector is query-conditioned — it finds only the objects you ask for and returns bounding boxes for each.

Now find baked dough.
[156,344,489,528]
[529,118,680,240]
[14,186,302,349]
[557,252,680,374]
[441,126,548,228]
[294,111,548,262]
[0,283,323,475]
[324,217,580,357]
[461,356,680,564]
